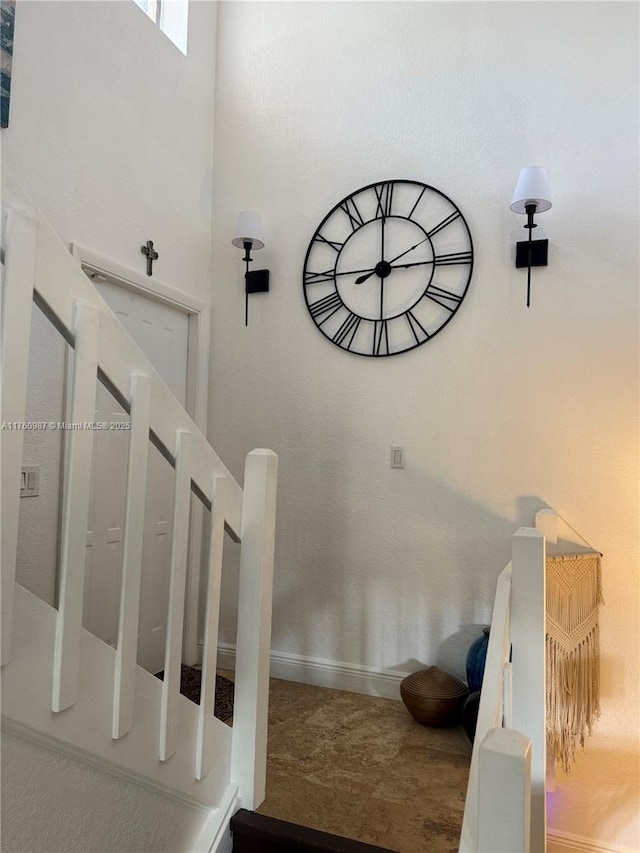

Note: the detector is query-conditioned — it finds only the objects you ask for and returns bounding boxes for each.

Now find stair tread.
[230,810,396,853]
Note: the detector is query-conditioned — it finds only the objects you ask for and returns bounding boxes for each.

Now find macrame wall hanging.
[546,552,603,774]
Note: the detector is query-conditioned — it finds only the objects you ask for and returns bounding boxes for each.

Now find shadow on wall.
[267,441,555,680]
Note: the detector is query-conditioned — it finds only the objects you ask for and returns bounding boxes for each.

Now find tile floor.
[255,678,471,853]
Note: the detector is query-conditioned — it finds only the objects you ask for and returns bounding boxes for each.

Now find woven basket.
[400,666,468,727]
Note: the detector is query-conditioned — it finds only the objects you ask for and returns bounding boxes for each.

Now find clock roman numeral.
[374,182,394,218]
[309,291,343,323]
[405,310,430,344]
[314,233,344,253]
[407,185,427,221]
[433,251,472,266]
[305,269,336,285]
[332,312,361,349]
[339,197,365,232]
[423,284,463,312]
[426,210,461,238]
[373,320,390,356]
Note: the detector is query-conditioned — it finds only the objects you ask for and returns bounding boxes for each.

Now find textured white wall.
[1,731,206,853]
[3,0,218,599]
[209,2,639,848]
[3,0,217,300]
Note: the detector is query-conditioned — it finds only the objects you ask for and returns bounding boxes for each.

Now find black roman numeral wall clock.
[303,180,474,357]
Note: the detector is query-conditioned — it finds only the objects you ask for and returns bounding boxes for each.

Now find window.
[134,0,188,55]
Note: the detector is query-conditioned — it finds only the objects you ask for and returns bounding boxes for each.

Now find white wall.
[2,0,218,599]
[209,2,639,849]
[1,731,207,853]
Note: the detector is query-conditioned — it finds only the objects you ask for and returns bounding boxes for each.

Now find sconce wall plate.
[515,239,548,269]
[246,269,270,294]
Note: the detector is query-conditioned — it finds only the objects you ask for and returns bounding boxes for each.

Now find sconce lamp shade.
[232,210,265,250]
[510,167,552,214]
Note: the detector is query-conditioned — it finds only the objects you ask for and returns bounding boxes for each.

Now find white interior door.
[82,281,189,674]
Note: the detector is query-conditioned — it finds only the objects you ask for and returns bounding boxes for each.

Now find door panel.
[82,282,189,674]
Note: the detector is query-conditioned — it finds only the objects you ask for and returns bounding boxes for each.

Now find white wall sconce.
[232,211,270,326]
[510,167,552,307]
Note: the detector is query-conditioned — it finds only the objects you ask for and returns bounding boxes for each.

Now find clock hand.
[334,267,377,278]
[355,270,378,285]
[386,237,430,265]
[392,259,435,270]
[355,238,432,284]
[355,219,386,285]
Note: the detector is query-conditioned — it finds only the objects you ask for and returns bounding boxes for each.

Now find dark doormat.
[154,665,234,723]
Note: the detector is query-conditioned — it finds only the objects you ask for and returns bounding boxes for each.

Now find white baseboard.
[547,829,637,853]
[206,643,408,701]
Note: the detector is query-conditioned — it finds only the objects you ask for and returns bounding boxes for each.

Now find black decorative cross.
[141,240,159,276]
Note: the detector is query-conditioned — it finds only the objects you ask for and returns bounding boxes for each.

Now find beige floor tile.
[400,720,472,757]
[268,677,337,727]
[259,678,471,851]
[258,771,372,840]
[351,798,462,853]
[372,744,469,813]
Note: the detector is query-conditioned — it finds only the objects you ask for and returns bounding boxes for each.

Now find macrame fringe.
[545,553,603,775]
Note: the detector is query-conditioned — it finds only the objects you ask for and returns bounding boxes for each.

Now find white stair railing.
[460,527,547,853]
[1,168,277,812]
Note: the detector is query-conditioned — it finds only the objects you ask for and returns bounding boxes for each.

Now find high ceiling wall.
[209,2,639,848]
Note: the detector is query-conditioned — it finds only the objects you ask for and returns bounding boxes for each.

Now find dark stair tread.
[230,809,397,853]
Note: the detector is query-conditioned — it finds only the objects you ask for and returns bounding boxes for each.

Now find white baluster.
[1,210,37,666]
[195,475,227,780]
[53,301,100,711]
[231,449,278,809]
[113,373,151,738]
[159,429,193,761]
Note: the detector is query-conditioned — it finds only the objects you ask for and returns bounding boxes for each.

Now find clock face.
[303,180,473,357]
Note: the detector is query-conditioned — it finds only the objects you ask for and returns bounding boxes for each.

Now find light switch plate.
[390,445,405,469]
[21,465,40,497]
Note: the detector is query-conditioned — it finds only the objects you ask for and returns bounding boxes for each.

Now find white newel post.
[478,727,531,853]
[511,528,546,853]
[1,210,37,666]
[231,449,278,809]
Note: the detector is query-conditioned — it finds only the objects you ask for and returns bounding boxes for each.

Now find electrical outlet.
[20,465,40,497]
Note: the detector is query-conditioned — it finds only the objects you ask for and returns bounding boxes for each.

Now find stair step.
[230,810,396,853]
